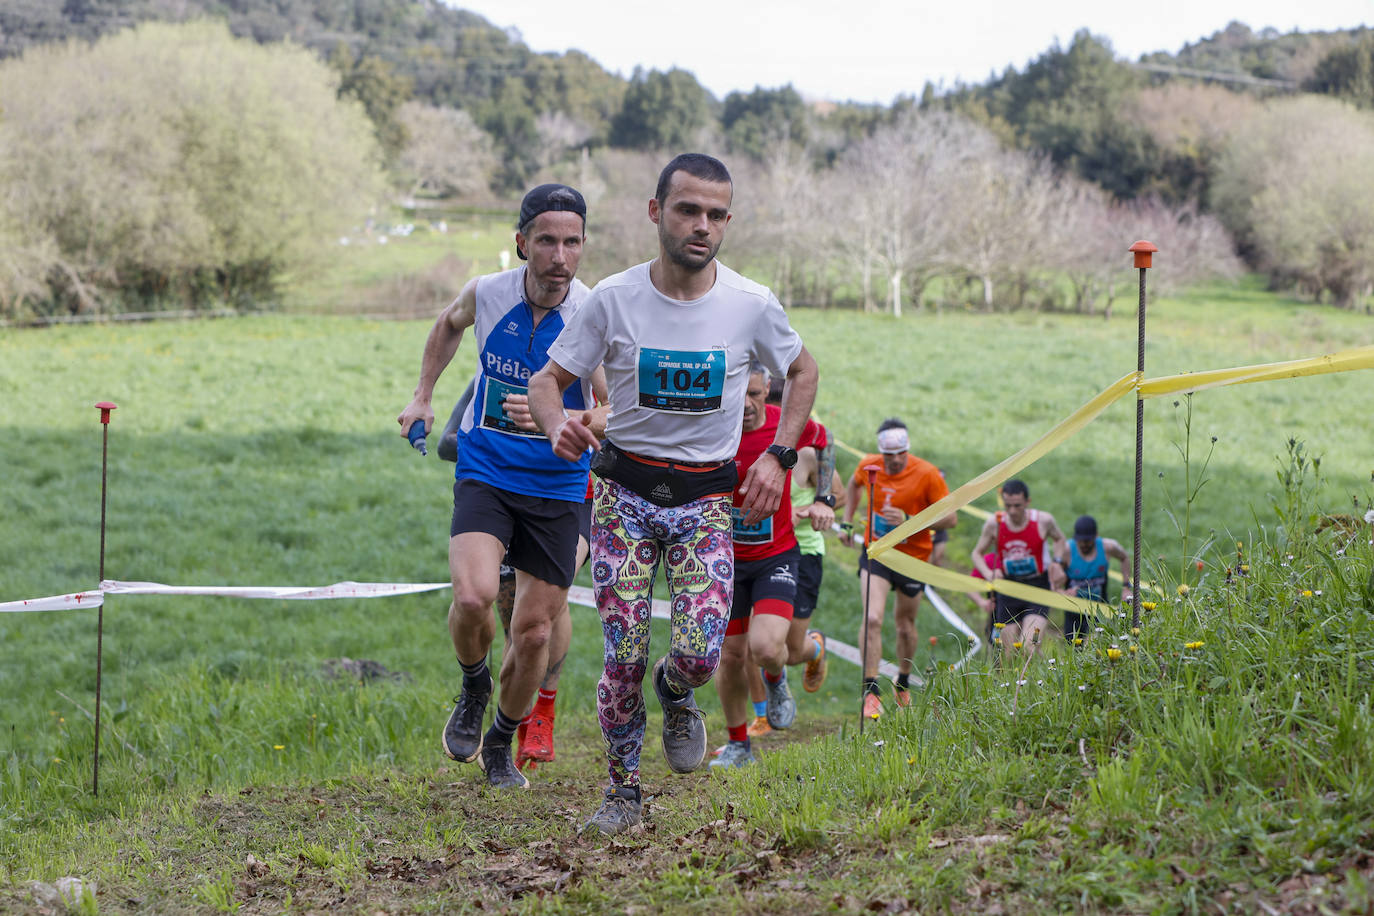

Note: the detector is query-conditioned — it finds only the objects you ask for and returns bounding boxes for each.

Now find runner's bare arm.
[1104,537,1134,594]
[830,470,847,510]
[397,280,478,437]
[738,347,819,524]
[586,366,611,438]
[528,359,600,461]
[1042,512,1069,560]
[506,365,609,434]
[839,473,863,547]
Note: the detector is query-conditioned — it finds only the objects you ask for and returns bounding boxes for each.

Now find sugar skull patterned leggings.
[590,476,733,787]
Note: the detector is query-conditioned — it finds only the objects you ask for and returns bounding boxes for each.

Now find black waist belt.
[590,441,738,508]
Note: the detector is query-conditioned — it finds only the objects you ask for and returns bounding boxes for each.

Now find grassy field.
[2,272,1374,912]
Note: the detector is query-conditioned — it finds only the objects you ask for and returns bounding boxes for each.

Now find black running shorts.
[451,478,582,588]
[858,551,924,598]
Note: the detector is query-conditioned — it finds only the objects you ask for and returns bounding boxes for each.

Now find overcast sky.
[450,0,1371,104]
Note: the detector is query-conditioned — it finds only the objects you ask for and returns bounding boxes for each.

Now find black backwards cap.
[516,183,587,260]
[1074,515,1098,538]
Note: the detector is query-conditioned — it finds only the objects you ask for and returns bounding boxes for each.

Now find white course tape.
[5,579,953,689]
[567,585,904,681]
[0,590,106,613]
[100,579,450,600]
[924,586,983,669]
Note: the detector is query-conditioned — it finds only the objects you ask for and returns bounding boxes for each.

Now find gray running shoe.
[580,786,643,837]
[764,668,796,729]
[479,740,529,790]
[442,674,491,763]
[652,657,707,773]
[708,740,756,769]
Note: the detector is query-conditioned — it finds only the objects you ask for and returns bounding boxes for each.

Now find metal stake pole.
[93,401,117,796]
[1128,243,1157,630]
[858,466,878,735]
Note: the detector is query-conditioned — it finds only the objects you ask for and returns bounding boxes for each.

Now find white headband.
[876,427,909,454]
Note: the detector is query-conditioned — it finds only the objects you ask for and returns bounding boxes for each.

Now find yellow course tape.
[1138,345,1374,399]
[817,345,1374,620]
[867,372,1141,558]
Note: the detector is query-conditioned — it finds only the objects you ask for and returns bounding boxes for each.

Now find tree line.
[1,7,1371,317]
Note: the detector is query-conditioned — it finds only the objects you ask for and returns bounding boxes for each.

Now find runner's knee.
[663,651,718,689]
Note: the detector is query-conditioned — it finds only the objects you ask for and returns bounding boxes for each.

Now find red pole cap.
[95,401,117,425]
[1129,240,1158,270]
[863,465,879,483]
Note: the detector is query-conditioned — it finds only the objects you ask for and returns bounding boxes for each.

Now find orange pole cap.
[1129,240,1158,270]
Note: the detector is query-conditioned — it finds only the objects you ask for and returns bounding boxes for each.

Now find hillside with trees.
[0,5,1371,317]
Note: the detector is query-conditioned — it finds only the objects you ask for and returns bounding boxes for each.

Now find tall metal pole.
[1128,243,1156,630]
[858,465,878,735]
[93,401,117,796]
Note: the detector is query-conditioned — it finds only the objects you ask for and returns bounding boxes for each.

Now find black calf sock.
[459,657,490,693]
[485,707,520,746]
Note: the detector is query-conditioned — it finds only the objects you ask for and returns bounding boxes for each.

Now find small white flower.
[1047,658,1057,665]
[1036,679,1045,686]
[1095,627,1105,633]
[1364,508,1374,525]
[1017,679,1028,686]
[1077,685,1087,692]
[873,740,885,748]
[1315,590,1323,596]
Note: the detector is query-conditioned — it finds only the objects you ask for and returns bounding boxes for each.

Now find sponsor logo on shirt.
[486,352,532,382]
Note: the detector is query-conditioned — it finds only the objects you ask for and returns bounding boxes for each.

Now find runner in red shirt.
[971,478,1068,657]
[711,365,827,768]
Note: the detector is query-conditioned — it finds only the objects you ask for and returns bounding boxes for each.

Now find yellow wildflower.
[1131,627,1141,636]
[1185,641,1204,650]
[1301,590,1313,597]
[1177,584,1190,597]
[1012,641,1023,649]
[273,744,285,751]
[1073,638,1084,646]
[1106,647,1123,660]
[1142,601,1157,611]
[993,622,1006,630]
[1128,644,1139,654]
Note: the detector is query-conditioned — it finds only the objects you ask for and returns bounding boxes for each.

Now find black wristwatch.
[813,493,836,508]
[765,444,798,469]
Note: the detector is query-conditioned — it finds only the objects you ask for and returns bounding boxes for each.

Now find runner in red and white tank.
[970,478,1067,657]
[710,365,827,768]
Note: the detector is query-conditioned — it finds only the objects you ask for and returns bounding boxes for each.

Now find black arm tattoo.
[814,441,836,500]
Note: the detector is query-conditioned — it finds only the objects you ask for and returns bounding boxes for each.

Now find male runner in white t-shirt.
[528,153,819,836]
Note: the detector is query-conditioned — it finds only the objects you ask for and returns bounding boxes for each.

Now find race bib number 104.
[637,347,725,413]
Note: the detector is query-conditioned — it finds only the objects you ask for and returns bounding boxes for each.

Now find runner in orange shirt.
[839,418,956,718]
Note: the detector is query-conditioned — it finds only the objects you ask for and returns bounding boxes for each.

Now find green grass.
[2,281,1373,912]
[280,210,516,314]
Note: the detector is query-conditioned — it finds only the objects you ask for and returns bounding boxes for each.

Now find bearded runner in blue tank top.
[397,184,608,792]
[1055,514,1134,645]
[528,154,819,838]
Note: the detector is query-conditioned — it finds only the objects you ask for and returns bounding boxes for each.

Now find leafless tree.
[396,102,497,199]
[1212,95,1374,308]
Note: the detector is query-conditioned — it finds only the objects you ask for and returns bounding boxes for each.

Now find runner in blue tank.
[1054,515,1133,645]
[396,184,607,790]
